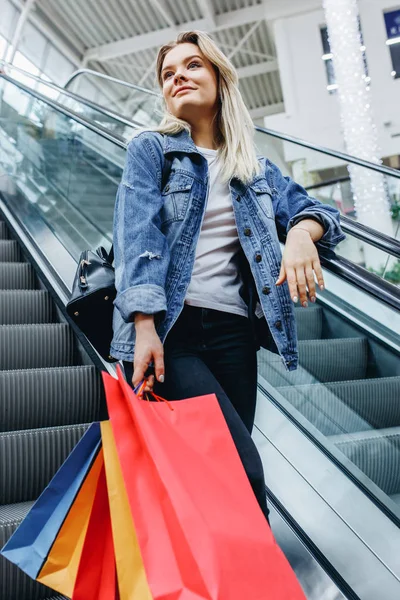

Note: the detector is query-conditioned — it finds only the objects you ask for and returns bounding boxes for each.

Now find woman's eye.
[164,71,173,80]
[188,62,201,69]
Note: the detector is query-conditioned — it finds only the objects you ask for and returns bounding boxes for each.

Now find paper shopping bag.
[103,367,306,600]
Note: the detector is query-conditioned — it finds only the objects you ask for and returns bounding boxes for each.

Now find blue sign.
[384,9,400,40]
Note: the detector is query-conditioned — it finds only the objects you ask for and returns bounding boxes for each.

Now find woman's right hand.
[133,314,165,392]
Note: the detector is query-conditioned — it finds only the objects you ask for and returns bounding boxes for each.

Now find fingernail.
[293,296,298,303]
[158,374,164,383]
[302,301,308,308]
[310,296,316,303]
[320,284,325,291]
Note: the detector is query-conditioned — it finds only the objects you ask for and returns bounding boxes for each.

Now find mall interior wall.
[264,0,400,171]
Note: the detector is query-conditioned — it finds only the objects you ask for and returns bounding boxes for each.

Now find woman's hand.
[133,314,165,392]
[276,227,325,307]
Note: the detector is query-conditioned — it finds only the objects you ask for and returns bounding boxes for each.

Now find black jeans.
[123,304,269,519]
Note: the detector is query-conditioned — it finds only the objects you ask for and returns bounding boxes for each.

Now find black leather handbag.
[66,156,171,362]
[66,245,117,362]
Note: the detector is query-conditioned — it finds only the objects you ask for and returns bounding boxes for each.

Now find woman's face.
[161,43,219,123]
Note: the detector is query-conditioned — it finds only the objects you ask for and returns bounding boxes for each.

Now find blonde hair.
[152,30,260,184]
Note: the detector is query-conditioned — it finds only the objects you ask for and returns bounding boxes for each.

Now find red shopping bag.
[72,462,118,600]
[103,366,306,600]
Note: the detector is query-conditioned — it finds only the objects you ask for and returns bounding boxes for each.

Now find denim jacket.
[110,129,345,370]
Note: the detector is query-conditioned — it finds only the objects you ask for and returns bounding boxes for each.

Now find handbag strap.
[108,155,172,265]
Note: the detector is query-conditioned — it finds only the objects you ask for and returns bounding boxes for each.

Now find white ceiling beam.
[237,60,279,79]
[148,0,176,28]
[228,21,261,60]
[83,0,321,63]
[197,0,216,29]
[249,102,285,119]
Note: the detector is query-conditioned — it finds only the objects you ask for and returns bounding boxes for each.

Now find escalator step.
[295,305,323,340]
[0,501,67,600]
[0,291,55,324]
[0,263,38,290]
[279,377,400,435]
[258,337,368,386]
[0,221,10,240]
[330,426,400,497]
[0,324,76,370]
[0,423,89,505]
[0,240,23,263]
[0,366,105,432]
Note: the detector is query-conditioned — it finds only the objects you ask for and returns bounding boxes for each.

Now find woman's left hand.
[276,228,325,307]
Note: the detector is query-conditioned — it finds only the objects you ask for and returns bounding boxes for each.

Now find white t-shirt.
[184,147,249,318]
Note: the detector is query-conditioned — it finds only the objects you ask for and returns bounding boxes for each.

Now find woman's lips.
[175,87,194,96]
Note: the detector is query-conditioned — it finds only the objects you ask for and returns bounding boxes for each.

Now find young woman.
[110,31,345,519]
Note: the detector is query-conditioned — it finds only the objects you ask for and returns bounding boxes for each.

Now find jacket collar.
[163,129,201,155]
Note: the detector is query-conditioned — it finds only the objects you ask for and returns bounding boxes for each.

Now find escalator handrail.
[66,69,400,180]
[0,62,144,131]
[340,215,400,260]
[6,61,400,181]
[64,67,160,97]
[1,73,128,151]
[2,73,400,307]
[256,125,400,180]
[321,254,400,312]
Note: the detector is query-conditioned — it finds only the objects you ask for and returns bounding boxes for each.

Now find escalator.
[1,68,400,600]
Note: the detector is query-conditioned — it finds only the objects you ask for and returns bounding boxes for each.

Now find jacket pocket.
[250,182,274,220]
[161,175,194,226]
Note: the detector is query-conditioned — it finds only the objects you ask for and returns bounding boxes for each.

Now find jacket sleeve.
[266,159,346,254]
[113,134,170,323]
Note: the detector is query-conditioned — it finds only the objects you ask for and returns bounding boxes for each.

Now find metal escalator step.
[294,305,323,340]
[330,426,400,497]
[279,377,400,435]
[0,291,55,324]
[0,366,105,432]
[258,337,368,387]
[0,221,10,240]
[0,324,76,370]
[0,263,38,290]
[0,501,65,600]
[0,423,89,505]
[0,240,23,263]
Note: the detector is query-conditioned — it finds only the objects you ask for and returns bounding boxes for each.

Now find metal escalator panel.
[0,75,125,263]
[256,261,400,524]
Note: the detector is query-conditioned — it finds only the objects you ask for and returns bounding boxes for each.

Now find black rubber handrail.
[321,254,400,311]
[340,215,400,259]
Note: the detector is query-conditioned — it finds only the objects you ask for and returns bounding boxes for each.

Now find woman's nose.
[174,71,187,85]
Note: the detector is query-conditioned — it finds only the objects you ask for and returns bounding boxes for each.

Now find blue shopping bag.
[1,422,101,579]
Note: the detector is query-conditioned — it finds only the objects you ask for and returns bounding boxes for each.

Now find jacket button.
[164,184,170,192]
[275,320,282,330]
[262,286,271,295]
[236,196,241,202]
[244,228,252,236]
[255,254,262,263]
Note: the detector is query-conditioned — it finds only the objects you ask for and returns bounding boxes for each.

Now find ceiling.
[32,0,288,119]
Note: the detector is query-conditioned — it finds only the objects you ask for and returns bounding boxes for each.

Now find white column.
[323,0,393,268]
[8,0,36,64]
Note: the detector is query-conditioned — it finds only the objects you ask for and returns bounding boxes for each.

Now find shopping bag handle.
[134,380,174,411]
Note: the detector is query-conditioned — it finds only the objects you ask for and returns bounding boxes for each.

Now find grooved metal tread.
[0,240,24,262]
[0,324,76,370]
[0,423,89,505]
[0,365,105,432]
[258,337,368,386]
[0,290,54,324]
[0,221,10,240]
[0,263,38,290]
[278,377,400,435]
[294,304,323,340]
